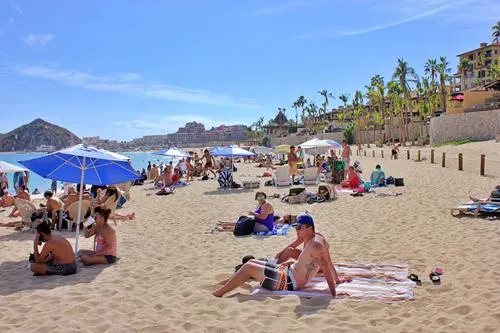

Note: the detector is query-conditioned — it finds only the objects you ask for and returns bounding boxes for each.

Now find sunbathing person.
[213,214,346,297]
[370,164,386,186]
[78,207,117,266]
[64,184,91,210]
[30,222,77,276]
[8,185,31,217]
[44,190,62,229]
[470,185,500,203]
[216,214,295,232]
[340,166,360,189]
[0,190,15,208]
[95,186,135,222]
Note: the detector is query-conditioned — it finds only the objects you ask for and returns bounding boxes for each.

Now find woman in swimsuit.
[248,192,275,232]
[79,207,117,265]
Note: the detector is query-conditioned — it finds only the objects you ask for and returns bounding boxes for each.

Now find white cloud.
[115,115,248,133]
[23,33,55,46]
[17,65,260,108]
[10,0,23,15]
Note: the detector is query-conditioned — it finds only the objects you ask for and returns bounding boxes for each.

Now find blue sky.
[0,0,498,140]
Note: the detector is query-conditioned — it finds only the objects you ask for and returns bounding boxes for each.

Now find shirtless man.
[31,222,77,276]
[288,146,299,183]
[201,149,217,177]
[213,214,347,297]
[44,190,62,229]
[341,140,351,177]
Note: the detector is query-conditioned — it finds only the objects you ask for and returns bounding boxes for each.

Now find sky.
[0,0,498,141]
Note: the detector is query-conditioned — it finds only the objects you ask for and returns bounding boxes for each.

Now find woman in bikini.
[78,207,117,265]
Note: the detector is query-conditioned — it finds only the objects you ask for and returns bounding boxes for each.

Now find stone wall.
[430,109,500,144]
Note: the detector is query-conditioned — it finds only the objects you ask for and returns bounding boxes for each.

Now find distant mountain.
[0,118,81,152]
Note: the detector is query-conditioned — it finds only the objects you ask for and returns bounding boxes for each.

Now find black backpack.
[233,216,256,236]
[386,176,394,185]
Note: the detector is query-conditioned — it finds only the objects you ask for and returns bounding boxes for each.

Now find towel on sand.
[458,203,500,213]
[253,224,292,237]
[250,261,415,302]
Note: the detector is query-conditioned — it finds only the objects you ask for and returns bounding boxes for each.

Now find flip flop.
[430,272,441,285]
[407,273,422,285]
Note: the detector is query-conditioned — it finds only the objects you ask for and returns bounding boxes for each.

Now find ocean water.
[0,152,181,194]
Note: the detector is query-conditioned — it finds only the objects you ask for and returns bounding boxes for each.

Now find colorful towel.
[253,224,292,237]
[250,261,415,302]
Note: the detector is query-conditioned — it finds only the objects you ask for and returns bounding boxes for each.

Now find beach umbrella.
[210,146,254,172]
[299,138,342,155]
[153,147,189,158]
[273,144,291,154]
[251,146,274,155]
[19,144,140,253]
[0,160,27,173]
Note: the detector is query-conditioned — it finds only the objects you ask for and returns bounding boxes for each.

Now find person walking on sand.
[341,140,351,177]
[213,213,349,297]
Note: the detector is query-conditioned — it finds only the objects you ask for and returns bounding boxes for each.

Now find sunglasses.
[294,224,309,231]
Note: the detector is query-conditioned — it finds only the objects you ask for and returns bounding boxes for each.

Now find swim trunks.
[289,163,298,176]
[104,255,117,264]
[261,261,294,291]
[46,262,77,276]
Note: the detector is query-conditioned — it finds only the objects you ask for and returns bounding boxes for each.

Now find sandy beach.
[1,141,500,333]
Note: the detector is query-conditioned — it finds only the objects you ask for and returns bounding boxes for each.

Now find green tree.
[492,21,500,43]
[424,59,438,84]
[437,56,451,114]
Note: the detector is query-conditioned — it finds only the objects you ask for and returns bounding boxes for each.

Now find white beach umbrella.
[0,160,27,173]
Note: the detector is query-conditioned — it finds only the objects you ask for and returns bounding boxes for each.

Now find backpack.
[233,216,256,236]
[386,176,395,185]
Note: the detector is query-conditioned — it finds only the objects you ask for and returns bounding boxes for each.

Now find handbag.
[395,178,404,186]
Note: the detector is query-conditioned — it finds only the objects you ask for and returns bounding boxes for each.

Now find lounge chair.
[117,182,132,201]
[14,198,37,231]
[275,166,291,187]
[59,200,91,231]
[303,167,319,186]
[451,201,500,217]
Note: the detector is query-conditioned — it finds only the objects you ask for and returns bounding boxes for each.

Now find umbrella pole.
[74,156,86,255]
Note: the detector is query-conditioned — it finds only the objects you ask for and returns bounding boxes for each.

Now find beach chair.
[275,166,291,187]
[59,200,91,231]
[217,168,233,188]
[451,201,500,217]
[303,167,319,186]
[117,182,132,201]
[14,198,37,231]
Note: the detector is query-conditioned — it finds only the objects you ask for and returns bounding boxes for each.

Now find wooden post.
[364,150,366,157]
[407,150,410,160]
[417,150,421,161]
[480,154,485,176]
[442,152,446,167]
[458,153,463,171]
[381,150,384,158]
[431,149,434,164]
[372,150,375,158]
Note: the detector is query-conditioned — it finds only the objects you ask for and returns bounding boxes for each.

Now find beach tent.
[0,160,27,173]
[19,144,140,253]
[299,138,342,155]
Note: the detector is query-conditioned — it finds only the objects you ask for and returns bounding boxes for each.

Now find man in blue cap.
[213,213,346,297]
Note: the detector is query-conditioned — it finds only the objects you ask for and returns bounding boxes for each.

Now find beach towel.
[456,203,500,214]
[250,261,415,302]
[335,186,356,193]
[253,224,292,237]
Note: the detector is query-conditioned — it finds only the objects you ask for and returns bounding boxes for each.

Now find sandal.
[407,273,422,285]
[429,272,441,285]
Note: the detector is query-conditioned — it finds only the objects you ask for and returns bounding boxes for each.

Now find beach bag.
[117,194,127,209]
[386,176,394,185]
[289,187,305,196]
[201,175,209,181]
[333,160,345,171]
[395,178,404,187]
[264,179,275,186]
[233,216,255,236]
[263,171,272,177]
[332,169,344,184]
[491,189,500,202]
[363,182,371,193]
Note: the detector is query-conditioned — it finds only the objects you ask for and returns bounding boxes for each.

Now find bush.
[343,124,354,144]
[260,136,271,147]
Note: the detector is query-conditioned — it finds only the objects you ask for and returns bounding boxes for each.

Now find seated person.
[217,214,295,232]
[64,184,91,210]
[78,207,117,266]
[0,190,15,208]
[470,185,500,203]
[340,166,360,189]
[44,190,63,229]
[213,214,347,297]
[8,185,31,217]
[249,192,275,232]
[30,222,77,276]
[96,186,135,222]
[370,164,386,186]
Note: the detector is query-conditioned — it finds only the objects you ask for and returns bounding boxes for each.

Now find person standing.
[341,140,351,177]
[288,146,299,183]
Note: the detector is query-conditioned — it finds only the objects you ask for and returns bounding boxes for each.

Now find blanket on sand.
[250,261,415,302]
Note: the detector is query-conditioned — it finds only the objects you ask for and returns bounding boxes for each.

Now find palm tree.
[458,58,473,76]
[392,58,419,144]
[492,21,500,44]
[370,74,384,87]
[387,81,405,144]
[294,96,307,126]
[351,91,364,145]
[424,59,438,84]
[437,56,451,114]
[487,63,500,81]
[318,90,335,119]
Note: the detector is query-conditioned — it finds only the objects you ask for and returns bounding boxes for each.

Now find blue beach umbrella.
[210,146,254,172]
[19,144,140,253]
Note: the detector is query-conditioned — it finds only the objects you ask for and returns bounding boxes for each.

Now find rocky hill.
[0,118,81,152]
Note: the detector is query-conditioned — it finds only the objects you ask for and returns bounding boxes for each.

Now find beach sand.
[1,141,499,333]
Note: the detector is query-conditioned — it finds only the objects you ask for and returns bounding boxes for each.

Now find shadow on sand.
[0,260,107,296]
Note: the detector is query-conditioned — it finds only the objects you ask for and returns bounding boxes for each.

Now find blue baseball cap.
[292,213,314,227]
